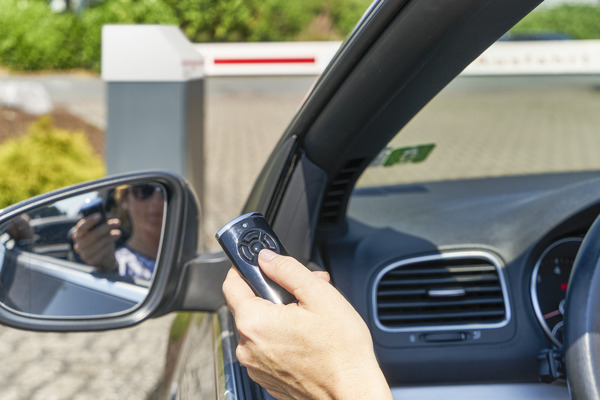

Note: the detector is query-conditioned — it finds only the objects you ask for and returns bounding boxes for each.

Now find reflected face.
[124,184,165,237]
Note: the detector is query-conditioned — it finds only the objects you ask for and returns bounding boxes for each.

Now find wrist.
[328,360,392,400]
[100,256,119,273]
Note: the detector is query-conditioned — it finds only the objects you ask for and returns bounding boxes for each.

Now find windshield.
[357,73,600,188]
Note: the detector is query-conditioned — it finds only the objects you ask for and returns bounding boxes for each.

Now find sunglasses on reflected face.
[130,184,163,200]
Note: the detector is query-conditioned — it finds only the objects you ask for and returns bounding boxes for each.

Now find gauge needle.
[544,310,561,320]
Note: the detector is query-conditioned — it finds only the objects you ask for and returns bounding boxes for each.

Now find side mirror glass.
[0,181,166,317]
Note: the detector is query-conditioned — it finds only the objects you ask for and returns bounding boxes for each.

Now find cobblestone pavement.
[0,75,315,399]
[0,316,175,400]
[0,73,598,398]
[202,77,317,248]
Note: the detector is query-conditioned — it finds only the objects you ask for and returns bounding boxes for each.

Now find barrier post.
[101,25,205,204]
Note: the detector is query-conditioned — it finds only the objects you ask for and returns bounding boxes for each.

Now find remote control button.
[241,230,260,243]
[251,242,264,254]
[262,234,277,250]
[239,244,255,263]
[237,229,280,264]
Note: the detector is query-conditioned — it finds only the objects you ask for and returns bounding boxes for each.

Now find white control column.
[102,25,205,200]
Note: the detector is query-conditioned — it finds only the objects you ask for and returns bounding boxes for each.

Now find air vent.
[373,252,510,332]
[320,158,366,226]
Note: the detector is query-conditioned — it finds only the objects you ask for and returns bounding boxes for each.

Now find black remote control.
[216,212,296,304]
[79,197,106,230]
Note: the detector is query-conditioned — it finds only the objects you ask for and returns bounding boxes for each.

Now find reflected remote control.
[216,212,296,304]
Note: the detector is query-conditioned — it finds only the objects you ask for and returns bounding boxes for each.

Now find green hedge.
[79,0,179,71]
[0,116,105,208]
[510,5,600,40]
[0,0,178,72]
[0,0,82,70]
[2,1,598,72]
[0,0,371,72]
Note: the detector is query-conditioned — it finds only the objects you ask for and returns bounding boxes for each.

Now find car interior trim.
[272,153,328,264]
[390,382,569,399]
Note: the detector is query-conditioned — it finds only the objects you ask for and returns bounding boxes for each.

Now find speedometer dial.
[531,237,582,347]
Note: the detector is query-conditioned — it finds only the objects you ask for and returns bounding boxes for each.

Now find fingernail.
[259,249,277,262]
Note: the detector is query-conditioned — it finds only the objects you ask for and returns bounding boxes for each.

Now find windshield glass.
[357,73,600,188]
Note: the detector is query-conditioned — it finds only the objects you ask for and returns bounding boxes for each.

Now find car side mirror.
[0,171,201,331]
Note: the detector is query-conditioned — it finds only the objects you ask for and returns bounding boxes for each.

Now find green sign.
[380,144,436,167]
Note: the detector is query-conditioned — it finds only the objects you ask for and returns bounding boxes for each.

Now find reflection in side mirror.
[0,181,167,318]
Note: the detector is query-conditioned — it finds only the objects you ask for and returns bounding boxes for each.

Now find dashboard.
[324,170,600,390]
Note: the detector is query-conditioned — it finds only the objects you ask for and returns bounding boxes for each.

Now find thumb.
[258,249,328,305]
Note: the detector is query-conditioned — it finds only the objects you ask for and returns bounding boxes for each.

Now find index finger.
[222,267,261,316]
[74,213,103,235]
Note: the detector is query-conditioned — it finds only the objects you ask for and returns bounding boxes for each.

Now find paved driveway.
[0,73,599,398]
[0,75,314,399]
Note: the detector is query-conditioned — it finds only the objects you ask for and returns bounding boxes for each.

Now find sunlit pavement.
[0,316,175,400]
[0,73,599,398]
[0,74,314,399]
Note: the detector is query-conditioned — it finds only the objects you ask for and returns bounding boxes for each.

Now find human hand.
[222,249,392,400]
[71,213,121,272]
[5,215,34,241]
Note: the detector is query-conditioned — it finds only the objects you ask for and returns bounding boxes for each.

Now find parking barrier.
[193,40,600,76]
[102,25,205,207]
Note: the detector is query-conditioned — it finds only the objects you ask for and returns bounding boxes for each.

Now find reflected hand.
[222,249,392,400]
[72,213,121,272]
[5,215,34,241]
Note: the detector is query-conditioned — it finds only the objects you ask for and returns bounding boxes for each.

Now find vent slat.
[319,158,366,226]
[379,309,506,322]
[385,265,496,276]
[324,190,346,198]
[378,288,429,297]
[331,179,352,186]
[378,285,501,297]
[380,274,499,286]
[378,297,504,309]
[322,200,342,207]
[376,255,507,329]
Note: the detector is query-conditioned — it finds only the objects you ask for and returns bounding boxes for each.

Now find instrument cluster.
[530,237,583,347]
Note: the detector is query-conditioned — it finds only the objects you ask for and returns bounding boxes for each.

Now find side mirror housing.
[0,171,202,331]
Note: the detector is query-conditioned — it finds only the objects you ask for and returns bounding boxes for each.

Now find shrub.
[250,0,324,41]
[162,0,322,42]
[0,0,82,71]
[511,5,600,40]
[0,0,179,72]
[163,0,254,42]
[320,0,372,39]
[162,0,372,42]
[80,0,179,71]
[0,0,372,71]
[0,116,105,208]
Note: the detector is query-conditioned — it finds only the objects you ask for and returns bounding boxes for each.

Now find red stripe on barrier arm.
[214,57,316,64]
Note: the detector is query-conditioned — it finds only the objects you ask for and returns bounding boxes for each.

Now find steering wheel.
[565,214,600,400]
